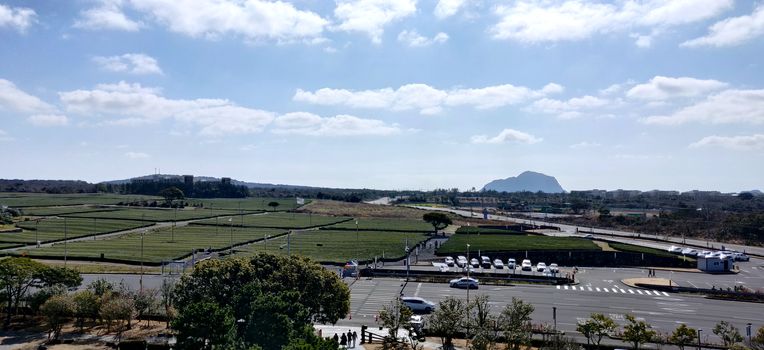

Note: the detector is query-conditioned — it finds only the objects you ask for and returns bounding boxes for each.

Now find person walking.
[352,331,358,348]
[347,330,353,347]
[340,333,348,348]
[333,333,339,344]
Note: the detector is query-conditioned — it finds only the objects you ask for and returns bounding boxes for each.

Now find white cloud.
[682,4,764,48]
[0,129,12,142]
[74,0,143,31]
[641,89,764,125]
[569,141,601,149]
[60,81,275,136]
[28,114,69,127]
[125,151,150,159]
[689,134,764,151]
[471,129,542,145]
[93,53,163,75]
[531,95,608,119]
[0,3,37,32]
[434,0,466,19]
[397,30,449,47]
[294,82,561,114]
[626,76,728,100]
[490,0,732,44]
[333,0,417,43]
[0,79,55,114]
[272,112,401,136]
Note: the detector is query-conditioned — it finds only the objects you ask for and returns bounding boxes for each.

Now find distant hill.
[482,171,565,193]
[101,174,315,190]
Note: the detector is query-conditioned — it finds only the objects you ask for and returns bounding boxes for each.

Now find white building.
[697,253,734,273]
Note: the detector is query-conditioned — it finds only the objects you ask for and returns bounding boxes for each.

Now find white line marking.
[588,287,593,291]
[629,289,635,294]
[557,285,561,289]
[603,288,609,292]
[571,286,576,290]
[619,289,626,293]
[596,287,601,292]
[637,290,644,295]
[662,292,670,296]
[564,286,569,290]
[611,288,619,293]
[653,290,662,295]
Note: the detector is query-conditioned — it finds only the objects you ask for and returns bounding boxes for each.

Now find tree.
[499,297,535,350]
[751,327,764,350]
[268,201,280,211]
[172,255,350,349]
[172,301,237,350]
[41,294,74,341]
[468,295,498,350]
[72,290,99,331]
[159,186,185,206]
[428,297,467,350]
[670,324,697,350]
[713,321,743,347]
[577,313,617,347]
[134,288,158,325]
[100,295,135,334]
[622,314,656,350]
[378,298,413,350]
[423,212,453,235]
[160,278,176,327]
[0,257,80,327]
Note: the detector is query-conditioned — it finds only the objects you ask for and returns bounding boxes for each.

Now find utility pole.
[287,230,291,256]
[229,218,233,255]
[172,207,177,242]
[466,243,471,303]
[355,219,359,260]
[63,217,68,267]
[93,218,97,240]
[140,229,145,292]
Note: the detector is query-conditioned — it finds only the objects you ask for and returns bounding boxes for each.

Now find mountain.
[101,174,316,190]
[482,171,565,193]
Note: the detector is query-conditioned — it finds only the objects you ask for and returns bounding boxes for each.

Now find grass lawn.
[0,193,161,207]
[438,234,600,255]
[192,197,308,211]
[608,242,678,258]
[325,217,433,232]
[235,229,429,263]
[455,226,525,234]
[18,225,283,263]
[18,206,121,216]
[62,207,245,222]
[192,212,351,229]
[2,218,150,244]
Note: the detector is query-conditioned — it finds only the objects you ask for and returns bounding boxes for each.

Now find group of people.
[331,330,358,349]
[647,268,658,277]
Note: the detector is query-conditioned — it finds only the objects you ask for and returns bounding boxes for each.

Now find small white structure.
[697,253,734,273]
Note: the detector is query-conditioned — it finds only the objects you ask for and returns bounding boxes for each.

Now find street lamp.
[697,329,702,350]
[466,243,471,303]
[355,219,359,260]
[228,218,233,255]
[747,323,753,345]
[63,217,68,267]
[140,229,145,292]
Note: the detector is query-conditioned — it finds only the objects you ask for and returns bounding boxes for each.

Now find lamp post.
[466,243,471,303]
[355,219,359,260]
[63,217,68,267]
[172,207,177,242]
[747,323,753,346]
[697,329,702,350]
[140,229,145,292]
[35,219,39,247]
[229,218,233,255]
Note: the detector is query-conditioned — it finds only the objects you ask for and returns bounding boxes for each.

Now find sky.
[0,0,763,192]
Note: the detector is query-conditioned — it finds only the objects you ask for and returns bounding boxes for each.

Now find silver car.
[449,277,479,289]
[401,297,436,313]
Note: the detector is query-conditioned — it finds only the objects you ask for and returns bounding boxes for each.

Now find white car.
[470,258,480,268]
[401,297,436,313]
[507,258,517,269]
[536,262,547,272]
[681,248,698,255]
[583,234,594,239]
[493,259,504,269]
[481,256,492,268]
[667,246,683,253]
[449,277,479,289]
[456,256,468,267]
[521,259,532,271]
[444,257,455,266]
[733,252,750,261]
[549,263,559,273]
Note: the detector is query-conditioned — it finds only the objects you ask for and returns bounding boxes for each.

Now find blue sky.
[1,0,763,192]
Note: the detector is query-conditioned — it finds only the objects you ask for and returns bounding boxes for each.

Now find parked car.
[507,258,517,269]
[667,246,683,253]
[470,258,480,268]
[536,262,547,272]
[456,256,468,267]
[444,257,455,266]
[493,259,504,269]
[481,256,492,268]
[521,259,532,271]
[733,252,750,261]
[401,297,436,313]
[549,263,559,273]
[583,234,594,239]
[681,248,698,255]
[449,277,479,289]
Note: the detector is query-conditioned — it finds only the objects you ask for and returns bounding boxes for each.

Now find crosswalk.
[556,285,670,296]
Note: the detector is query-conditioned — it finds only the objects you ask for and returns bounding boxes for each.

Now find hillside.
[482,171,565,193]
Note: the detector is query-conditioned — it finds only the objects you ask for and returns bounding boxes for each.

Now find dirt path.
[593,240,616,251]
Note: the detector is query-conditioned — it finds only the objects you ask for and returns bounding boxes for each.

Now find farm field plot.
[236,229,428,263]
[19,206,120,216]
[325,217,432,232]
[19,225,283,263]
[194,197,307,211]
[62,208,245,222]
[608,242,679,258]
[0,194,161,207]
[438,234,600,255]
[192,212,350,229]
[2,218,150,244]
[455,226,525,234]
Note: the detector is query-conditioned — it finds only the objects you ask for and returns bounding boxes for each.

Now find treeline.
[105,180,249,198]
[0,179,96,194]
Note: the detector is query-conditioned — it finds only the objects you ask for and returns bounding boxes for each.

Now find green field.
[0,193,161,208]
[192,212,350,229]
[2,218,150,244]
[455,226,525,235]
[62,208,246,222]
[18,206,120,216]
[192,198,308,211]
[438,234,600,254]
[236,229,428,263]
[608,242,678,258]
[325,217,432,232]
[19,225,283,263]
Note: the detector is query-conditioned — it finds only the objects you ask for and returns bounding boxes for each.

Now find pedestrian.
[333,333,339,344]
[347,330,353,347]
[352,331,358,347]
[340,333,348,348]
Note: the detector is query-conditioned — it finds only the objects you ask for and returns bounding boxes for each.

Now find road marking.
[687,280,698,288]
[653,290,662,296]
[637,290,644,295]
[611,288,619,293]
[629,289,635,294]
[564,286,569,290]
[596,287,601,292]
[588,287,593,291]
[662,292,670,296]
[603,288,609,292]
[571,286,576,290]
[415,283,422,297]
[619,289,626,293]
[557,285,561,289]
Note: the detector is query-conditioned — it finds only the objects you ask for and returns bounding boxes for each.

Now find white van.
[521,259,532,271]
